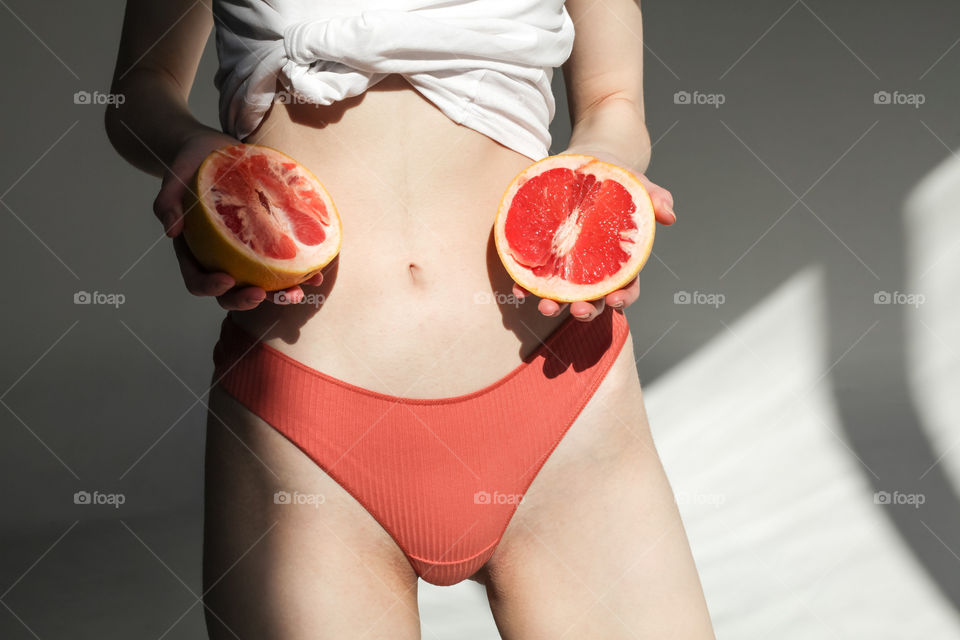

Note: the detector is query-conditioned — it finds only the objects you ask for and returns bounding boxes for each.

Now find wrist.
[174,123,232,152]
[566,99,651,174]
[158,117,228,166]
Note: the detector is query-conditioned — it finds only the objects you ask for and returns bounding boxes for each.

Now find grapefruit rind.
[493,154,656,303]
[182,144,342,292]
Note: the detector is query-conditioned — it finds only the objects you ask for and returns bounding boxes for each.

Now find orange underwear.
[212,306,630,585]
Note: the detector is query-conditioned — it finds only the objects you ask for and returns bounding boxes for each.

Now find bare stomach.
[229,75,567,398]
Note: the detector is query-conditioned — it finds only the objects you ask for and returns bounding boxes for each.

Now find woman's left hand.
[512,151,677,321]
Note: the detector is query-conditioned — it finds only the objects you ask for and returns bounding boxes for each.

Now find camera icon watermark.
[273,291,326,306]
[74,90,125,108]
[274,90,311,105]
[873,290,925,308]
[74,290,126,308]
[873,90,925,108]
[73,490,126,508]
[674,290,725,308]
[274,490,325,508]
[473,291,524,308]
[674,90,725,109]
[874,490,925,509]
[473,490,524,505]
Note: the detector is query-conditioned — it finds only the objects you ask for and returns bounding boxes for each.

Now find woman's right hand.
[153,130,323,310]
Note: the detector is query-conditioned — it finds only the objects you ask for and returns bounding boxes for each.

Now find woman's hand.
[511,150,676,321]
[153,131,323,310]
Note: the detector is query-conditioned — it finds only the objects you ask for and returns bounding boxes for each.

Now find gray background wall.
[2,0,959,637]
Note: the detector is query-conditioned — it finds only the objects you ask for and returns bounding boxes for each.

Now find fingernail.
[574,313,591,320]
[612,300,624,309]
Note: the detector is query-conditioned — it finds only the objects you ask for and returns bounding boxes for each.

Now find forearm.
[104,67,220,177]
[565,96,651,174]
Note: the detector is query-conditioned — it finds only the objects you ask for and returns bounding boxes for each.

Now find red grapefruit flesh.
[183,144,342,292]
[494,155,655,302]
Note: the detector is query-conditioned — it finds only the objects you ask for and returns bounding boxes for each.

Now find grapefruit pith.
[182,143,342,292]
[493,154,656,302]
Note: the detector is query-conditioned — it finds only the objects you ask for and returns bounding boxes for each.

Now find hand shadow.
[483,228,615,379]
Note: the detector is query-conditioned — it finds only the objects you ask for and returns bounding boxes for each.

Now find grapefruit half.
[182,143,342,291]
[494,154,656,302]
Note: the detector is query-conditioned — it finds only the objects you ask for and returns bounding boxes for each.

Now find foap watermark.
[74,290,126,308]
[473,291,524,308]
[674,90,725,109]
[273,291,326,306]
[874,490,925,509]
[74,490,126,509]
[74,90,125,108]
[873,90,925,108]
[274,90,313,105]
[474,490,524,505]
[873,290,925,308]
[274,490,326,508]
[674,290,725,308]
[675,491,726,509]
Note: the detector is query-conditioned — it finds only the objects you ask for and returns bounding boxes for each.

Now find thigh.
[202,384,421,640]
[482,332,716,639]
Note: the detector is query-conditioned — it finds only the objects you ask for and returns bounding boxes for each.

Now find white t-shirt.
[213,0,575,160]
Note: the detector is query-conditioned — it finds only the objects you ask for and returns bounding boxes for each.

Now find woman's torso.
[231,75,567,398]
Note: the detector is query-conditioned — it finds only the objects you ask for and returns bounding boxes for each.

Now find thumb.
[153,170,191,237]
[642,180,676,225]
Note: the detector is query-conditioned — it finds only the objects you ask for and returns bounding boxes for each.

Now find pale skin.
[108,0,714,638]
